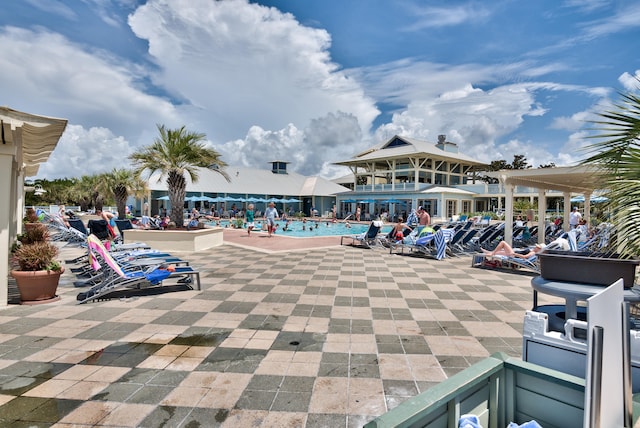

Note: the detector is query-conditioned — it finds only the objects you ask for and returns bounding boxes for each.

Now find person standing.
[264,202,279,237]
[569,206,582,229]
[246,204,255,236]
[417,206,431,233]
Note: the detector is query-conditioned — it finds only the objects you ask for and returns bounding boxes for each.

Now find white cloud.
[128,0,380,167]
[619,71,640,92]
[38,125,134,178]
[0,26,177,139]
[374,83,541,161]
[402,3,492,31]
[25,0,77,20]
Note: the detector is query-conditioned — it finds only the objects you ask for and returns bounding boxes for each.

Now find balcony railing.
[353,182,564,196]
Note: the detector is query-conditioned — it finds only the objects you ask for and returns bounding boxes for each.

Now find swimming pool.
[209,220,392,238]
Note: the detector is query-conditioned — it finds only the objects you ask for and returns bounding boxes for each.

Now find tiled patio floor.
[0,230,554,427]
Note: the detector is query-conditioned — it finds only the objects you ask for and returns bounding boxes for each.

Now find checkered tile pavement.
[0,241,549,427]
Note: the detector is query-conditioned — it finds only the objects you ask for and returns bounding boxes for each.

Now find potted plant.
[10,223,64,304]
[23,207,41,232]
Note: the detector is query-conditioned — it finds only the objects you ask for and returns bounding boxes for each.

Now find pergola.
[1,107,67,306]
[488,165,607,245]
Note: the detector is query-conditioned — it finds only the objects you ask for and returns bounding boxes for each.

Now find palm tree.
[101,169,148,220]
[582,83,640,256]
[69,175,103,212]
[129,125,229,227]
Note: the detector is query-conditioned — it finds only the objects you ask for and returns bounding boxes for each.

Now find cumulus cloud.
[128,0,379,162]
[619,71,640,92]
[38,125,134,178]
[373,83,546,162]
[1,0,623,182]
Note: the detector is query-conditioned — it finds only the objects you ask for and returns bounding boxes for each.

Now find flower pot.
[10,268,64,304]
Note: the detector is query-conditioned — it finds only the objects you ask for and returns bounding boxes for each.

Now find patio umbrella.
[198,196,216,202]
[156,196,170,201]
[285,198,301,202]
[382,199,402,203]
[185,196,202,202]
[341,199,357,203]
[358,199,376,204]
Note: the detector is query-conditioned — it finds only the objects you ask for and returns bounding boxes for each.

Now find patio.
[0,232,547,427]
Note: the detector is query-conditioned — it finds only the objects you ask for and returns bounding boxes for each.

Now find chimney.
[435,135,459,153]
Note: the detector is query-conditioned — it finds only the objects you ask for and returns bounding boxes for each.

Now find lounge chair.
[114,219,134,242]
[76,234,201,304]
[390,229,450,260]
[340,220,383,248]
[87,219,112,241]
[472,252,541,273]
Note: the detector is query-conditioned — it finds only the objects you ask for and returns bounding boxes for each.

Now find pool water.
[209,220,392,238]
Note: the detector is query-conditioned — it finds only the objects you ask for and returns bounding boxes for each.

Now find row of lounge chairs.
[71,235,201,304]
[37,214,202,304]
[472,226,616,274]
[340,218,615,269]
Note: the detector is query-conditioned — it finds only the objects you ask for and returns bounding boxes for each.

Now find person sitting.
[186,215,200,230]
[483,241,546,259]
[576,219,592,243]
[130,218,144,229]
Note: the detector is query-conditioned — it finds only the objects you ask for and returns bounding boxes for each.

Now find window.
[462,200,472,214]
[446,200,458,219]
[385,137,409,148]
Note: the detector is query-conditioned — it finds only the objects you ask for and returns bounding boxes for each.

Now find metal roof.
[145,165,350,197]
[334,135,487,167]
[486,165,606,194]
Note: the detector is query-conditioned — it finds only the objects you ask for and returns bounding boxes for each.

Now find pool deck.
[0,233,555,427]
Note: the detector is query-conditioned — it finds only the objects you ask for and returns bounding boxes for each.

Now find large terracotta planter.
[10,268,64,304]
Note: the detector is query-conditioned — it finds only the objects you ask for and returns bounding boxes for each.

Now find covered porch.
[1,107,67,306]
[488,166,606,245]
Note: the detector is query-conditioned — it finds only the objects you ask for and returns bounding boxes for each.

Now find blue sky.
[2,0,639,180]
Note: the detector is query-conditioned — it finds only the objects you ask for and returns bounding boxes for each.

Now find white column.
[504,183,514,245]
[0,153,14,306]
[15,170,24,236]
[538,190,546,245]
[563,192,571,231]
[584,193,591,226]
[391,160,396,191]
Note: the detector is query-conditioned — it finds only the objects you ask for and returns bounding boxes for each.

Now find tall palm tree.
[582,84,640,256]
[101,168,148,220]
[129,125,229,227]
